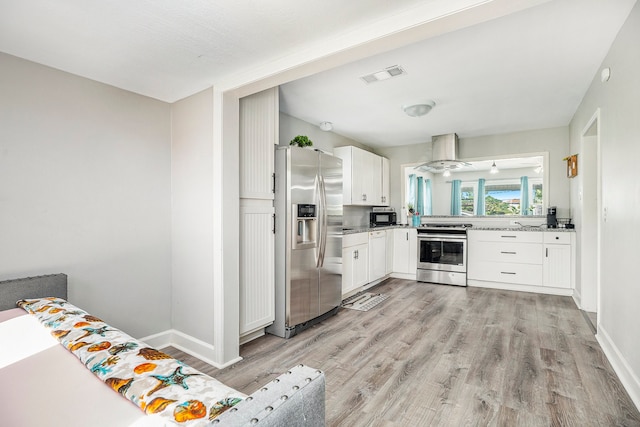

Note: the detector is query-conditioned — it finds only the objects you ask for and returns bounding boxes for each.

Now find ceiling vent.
[415,133,471,173]
[359,65,406,84]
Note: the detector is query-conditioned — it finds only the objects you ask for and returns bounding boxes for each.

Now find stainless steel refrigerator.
[267,146,343,338]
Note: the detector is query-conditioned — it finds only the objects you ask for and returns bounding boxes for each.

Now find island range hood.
[415,133,470,172]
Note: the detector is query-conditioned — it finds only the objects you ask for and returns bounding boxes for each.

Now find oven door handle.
[418,235,467,241]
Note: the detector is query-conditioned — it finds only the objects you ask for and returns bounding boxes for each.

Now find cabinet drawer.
[468,261,542,286]
[472,241,542,264]
[369,230,386,239]
[544,232,571,244]
[469,230,543,244]
[343,232,368,247]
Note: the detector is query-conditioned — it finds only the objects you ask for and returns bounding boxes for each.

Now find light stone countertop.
[341,225,575,235]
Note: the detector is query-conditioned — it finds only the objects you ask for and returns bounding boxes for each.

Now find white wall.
[170,89,216,348]
[569,2,640,407]
[279,112,370,152]
[377,126,569,217]
[458,127,570,216]
[0,52,172,338]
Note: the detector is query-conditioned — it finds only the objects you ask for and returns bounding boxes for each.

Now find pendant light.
[490,161,499,174]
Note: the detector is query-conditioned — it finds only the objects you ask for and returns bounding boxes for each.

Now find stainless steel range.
[416,223,472,286]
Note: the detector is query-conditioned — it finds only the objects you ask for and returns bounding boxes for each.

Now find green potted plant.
[290,135,313,148]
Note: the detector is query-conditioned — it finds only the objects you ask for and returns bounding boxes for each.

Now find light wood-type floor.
[165,279,640,426]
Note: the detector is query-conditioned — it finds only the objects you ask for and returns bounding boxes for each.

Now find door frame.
[580,108,602,325]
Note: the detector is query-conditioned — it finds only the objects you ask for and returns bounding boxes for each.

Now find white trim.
[596,325,640,412]
[390,272,418,281]
[239,329,266,345]
[572,286,582,310]
[139,329,243,370]
[467,280,573,297]
[138,330,173,348]
[579,108,601,321]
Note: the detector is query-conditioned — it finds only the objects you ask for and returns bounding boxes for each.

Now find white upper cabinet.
[381,156,390,206]
[239,87,278,200]
[334,146,389,206]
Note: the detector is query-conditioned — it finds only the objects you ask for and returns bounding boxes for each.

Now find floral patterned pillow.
[18,298,245,426]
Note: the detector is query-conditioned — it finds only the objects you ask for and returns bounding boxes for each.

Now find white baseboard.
[240,328,265,345]
[572,287,582,309]
[467,280,573,297]
[139,329,243,369]
[390,272,416,280]
[596,325,640,412]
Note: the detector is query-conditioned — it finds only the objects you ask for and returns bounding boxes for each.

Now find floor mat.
[341,292,389,311]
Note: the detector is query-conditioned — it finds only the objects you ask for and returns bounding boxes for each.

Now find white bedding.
[0,309,160,427]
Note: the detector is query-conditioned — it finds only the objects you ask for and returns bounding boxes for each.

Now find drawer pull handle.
[501,251,517,254]
[500,271,516,275]
[501,235,517,238]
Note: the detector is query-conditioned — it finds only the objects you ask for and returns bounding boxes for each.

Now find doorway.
[580,109,601,330]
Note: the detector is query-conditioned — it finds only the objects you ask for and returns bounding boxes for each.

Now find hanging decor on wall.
[563,154,578,178]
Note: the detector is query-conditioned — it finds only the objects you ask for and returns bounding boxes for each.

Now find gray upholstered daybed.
[0,274,325,426]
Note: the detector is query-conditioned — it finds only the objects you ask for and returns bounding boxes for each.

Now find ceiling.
[0,0,635,148]
[280,0,637,147]
[0,0,473,102]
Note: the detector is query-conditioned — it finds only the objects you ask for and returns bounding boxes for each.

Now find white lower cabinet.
[392,228,417,276]
[543,232,572,288]
[239,204,275,336]
[368,230,386,283]
[385,229,394,275]
[342,233,369,296]
[468,229,574,294]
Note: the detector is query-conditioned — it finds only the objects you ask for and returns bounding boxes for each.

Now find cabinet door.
[239,205,275,335]
[343,243,369,295]
[393,229,411,273]
[342,246,356,295]
[380,157,390,206]
[352,148,379,205]
[385,229,394,275]
[335,146,385,206]
[365,151,382,205]
[368,231,386,282]
[543,244,571,288]
[239,88,278,200]
[407,228,418,272]
[354,244,369,287]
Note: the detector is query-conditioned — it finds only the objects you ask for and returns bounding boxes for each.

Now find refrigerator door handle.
[318,176,328,267]
[315,175,324,268]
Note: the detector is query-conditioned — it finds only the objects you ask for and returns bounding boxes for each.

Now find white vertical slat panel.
[239,204,275,334]
[239,87,278,200]
[544,244,571,288]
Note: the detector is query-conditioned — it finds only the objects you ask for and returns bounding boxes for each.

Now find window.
[484,182,521,215]
[462,178,543,215]
[461,184,475,215]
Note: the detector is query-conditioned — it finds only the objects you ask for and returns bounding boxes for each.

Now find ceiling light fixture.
[490,161,499,174]
[443,167,451,177]
[319,121,333,131]
[403,100,435,117]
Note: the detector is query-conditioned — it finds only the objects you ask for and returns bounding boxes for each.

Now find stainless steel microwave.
[370,211,397,227]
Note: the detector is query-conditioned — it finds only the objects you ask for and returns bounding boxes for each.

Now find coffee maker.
[546,206,557,228]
